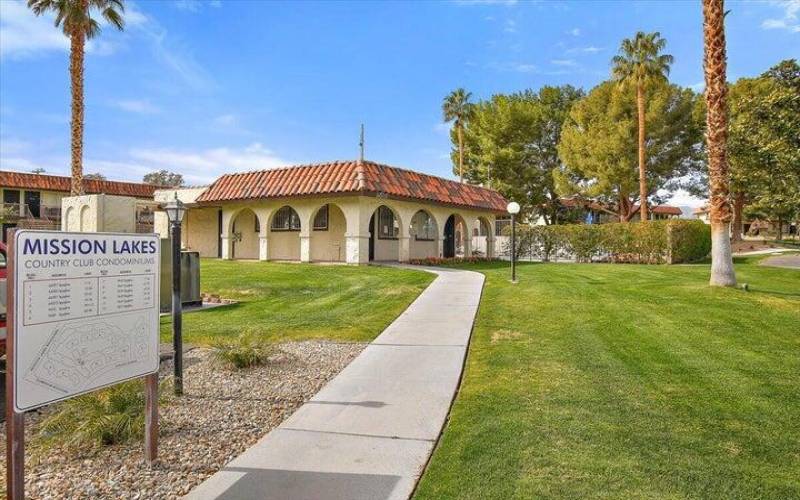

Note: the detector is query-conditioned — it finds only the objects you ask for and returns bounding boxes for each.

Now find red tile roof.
[632,204,683,216]
[0,171,156,198]
[196,160,508,212]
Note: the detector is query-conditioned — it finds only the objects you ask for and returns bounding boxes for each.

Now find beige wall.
[183,207,219,257]
[269,231,300,260]
[179,193,499,263]
[232,209,259,259]
[310,204,347,262]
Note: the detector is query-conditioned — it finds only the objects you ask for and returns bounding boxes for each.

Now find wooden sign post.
[5,229,162,499]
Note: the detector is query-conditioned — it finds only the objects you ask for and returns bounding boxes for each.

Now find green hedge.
[502,220,710,264]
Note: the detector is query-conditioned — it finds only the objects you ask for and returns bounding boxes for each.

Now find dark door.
[24,191,41,218]
[217,209,223,258]
[444,215,456,258]
[368,213,375,261]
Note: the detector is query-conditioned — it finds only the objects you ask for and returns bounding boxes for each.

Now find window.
[313,205,329,231]
[271,206,300,231]
[495,216,511,236]
[377,206,399,239]
[411,211,436,241]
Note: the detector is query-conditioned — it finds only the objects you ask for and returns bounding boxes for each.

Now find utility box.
[159,239,202,312]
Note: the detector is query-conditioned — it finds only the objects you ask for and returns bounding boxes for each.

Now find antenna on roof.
[359,123,365,163]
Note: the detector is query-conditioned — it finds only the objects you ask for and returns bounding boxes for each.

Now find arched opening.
[269,205,301,261]
[472,217,492,257]
[63,206,74,231]
[79,205,90,232]
[310,203,346,262]
[231,208,260,260]
[368,205,400,261]
[409,209,438,260]
[443,214,468,258]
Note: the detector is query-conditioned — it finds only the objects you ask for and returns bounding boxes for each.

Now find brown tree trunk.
[637,83,648,222]
[69,26,86,197]
[704,0,736,287]
[732,191,744,242]
[457,125,464,183]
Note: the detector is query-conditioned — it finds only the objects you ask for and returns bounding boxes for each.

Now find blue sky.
[1,0,797,204]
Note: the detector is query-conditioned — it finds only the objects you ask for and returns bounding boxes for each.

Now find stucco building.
[155,160,507,264]
[1,171,156,241]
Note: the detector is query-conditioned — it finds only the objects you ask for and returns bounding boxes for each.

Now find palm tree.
[703,0,737,287]
[28,0,125,196]
[442,88,473,183]
[611,31,674,222]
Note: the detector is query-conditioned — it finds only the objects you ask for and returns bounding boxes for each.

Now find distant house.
[154,160,507,263]
[693,205,797,237]
[0,171,157,241]
[531,197,683,226]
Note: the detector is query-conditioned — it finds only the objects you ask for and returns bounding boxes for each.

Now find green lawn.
[415,256,800,499]
[160,259,433,345]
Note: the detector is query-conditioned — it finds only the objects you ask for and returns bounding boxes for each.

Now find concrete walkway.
[186,266,484,500]
[759,253,800,269]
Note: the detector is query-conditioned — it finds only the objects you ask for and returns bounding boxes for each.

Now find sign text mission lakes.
[22,237,159,256]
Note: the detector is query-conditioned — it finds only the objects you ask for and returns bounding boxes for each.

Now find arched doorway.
[443,214,468,258]
[368,205,400,261]
[409,209,438,260]
[269,205,301,260]
[472,217,492,257]
[231,208,260,259]
[310,203,347,262]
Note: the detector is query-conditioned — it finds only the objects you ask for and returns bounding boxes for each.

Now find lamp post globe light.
[507,201,520,283]
[164,193,186,396]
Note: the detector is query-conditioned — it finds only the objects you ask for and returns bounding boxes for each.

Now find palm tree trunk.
[703,0,736,287]
[69,27,86,197]
[637,83,648,222]
[457,125,464,183]
[732,191,744,243]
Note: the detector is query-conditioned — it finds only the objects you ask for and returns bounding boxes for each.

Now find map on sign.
[12,230,160,412]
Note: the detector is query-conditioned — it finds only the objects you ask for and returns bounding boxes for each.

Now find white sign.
[12,230,160,412]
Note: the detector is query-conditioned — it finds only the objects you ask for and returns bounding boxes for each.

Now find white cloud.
[0,1,68,59]
[214,114,238,127]
[504,19,517,33]
[454,0,518,5]
[566,45,604,54]
[126,143,290,184]
[0,0,126,59]
[567,28,581,36]
[551,59,577,67]
[434,122,451,134]
[688,81,705,92]
[761,0,800,33]
[112,99,161,114]
[172,0,222,12]
[487,61,537,73]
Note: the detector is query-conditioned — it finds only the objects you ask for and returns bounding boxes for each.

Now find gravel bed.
[0,341,365,499]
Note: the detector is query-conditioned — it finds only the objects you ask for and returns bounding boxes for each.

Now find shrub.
[212,330,275,369]
[408,256,499,266]
[37,379,158,452]
[504,220,710,264]
[667,220,712,263]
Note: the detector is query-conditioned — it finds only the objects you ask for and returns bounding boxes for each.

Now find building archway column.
[346,233,370,264]
[299,232,312,263]
[462,232,472,257]
[485,235,495,258]
[258,234,269,261]
[398,235,410,262]
[220,235,233,260]
[436,236,445,258]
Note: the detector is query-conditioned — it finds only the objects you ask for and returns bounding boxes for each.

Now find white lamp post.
[507,201,520,283]
[163,193,186,396]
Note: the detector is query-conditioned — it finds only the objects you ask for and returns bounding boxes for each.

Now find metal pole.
[511,213,517,283]
[144,372,158,464]
[171,221,183,396]
[5,229,24,500]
